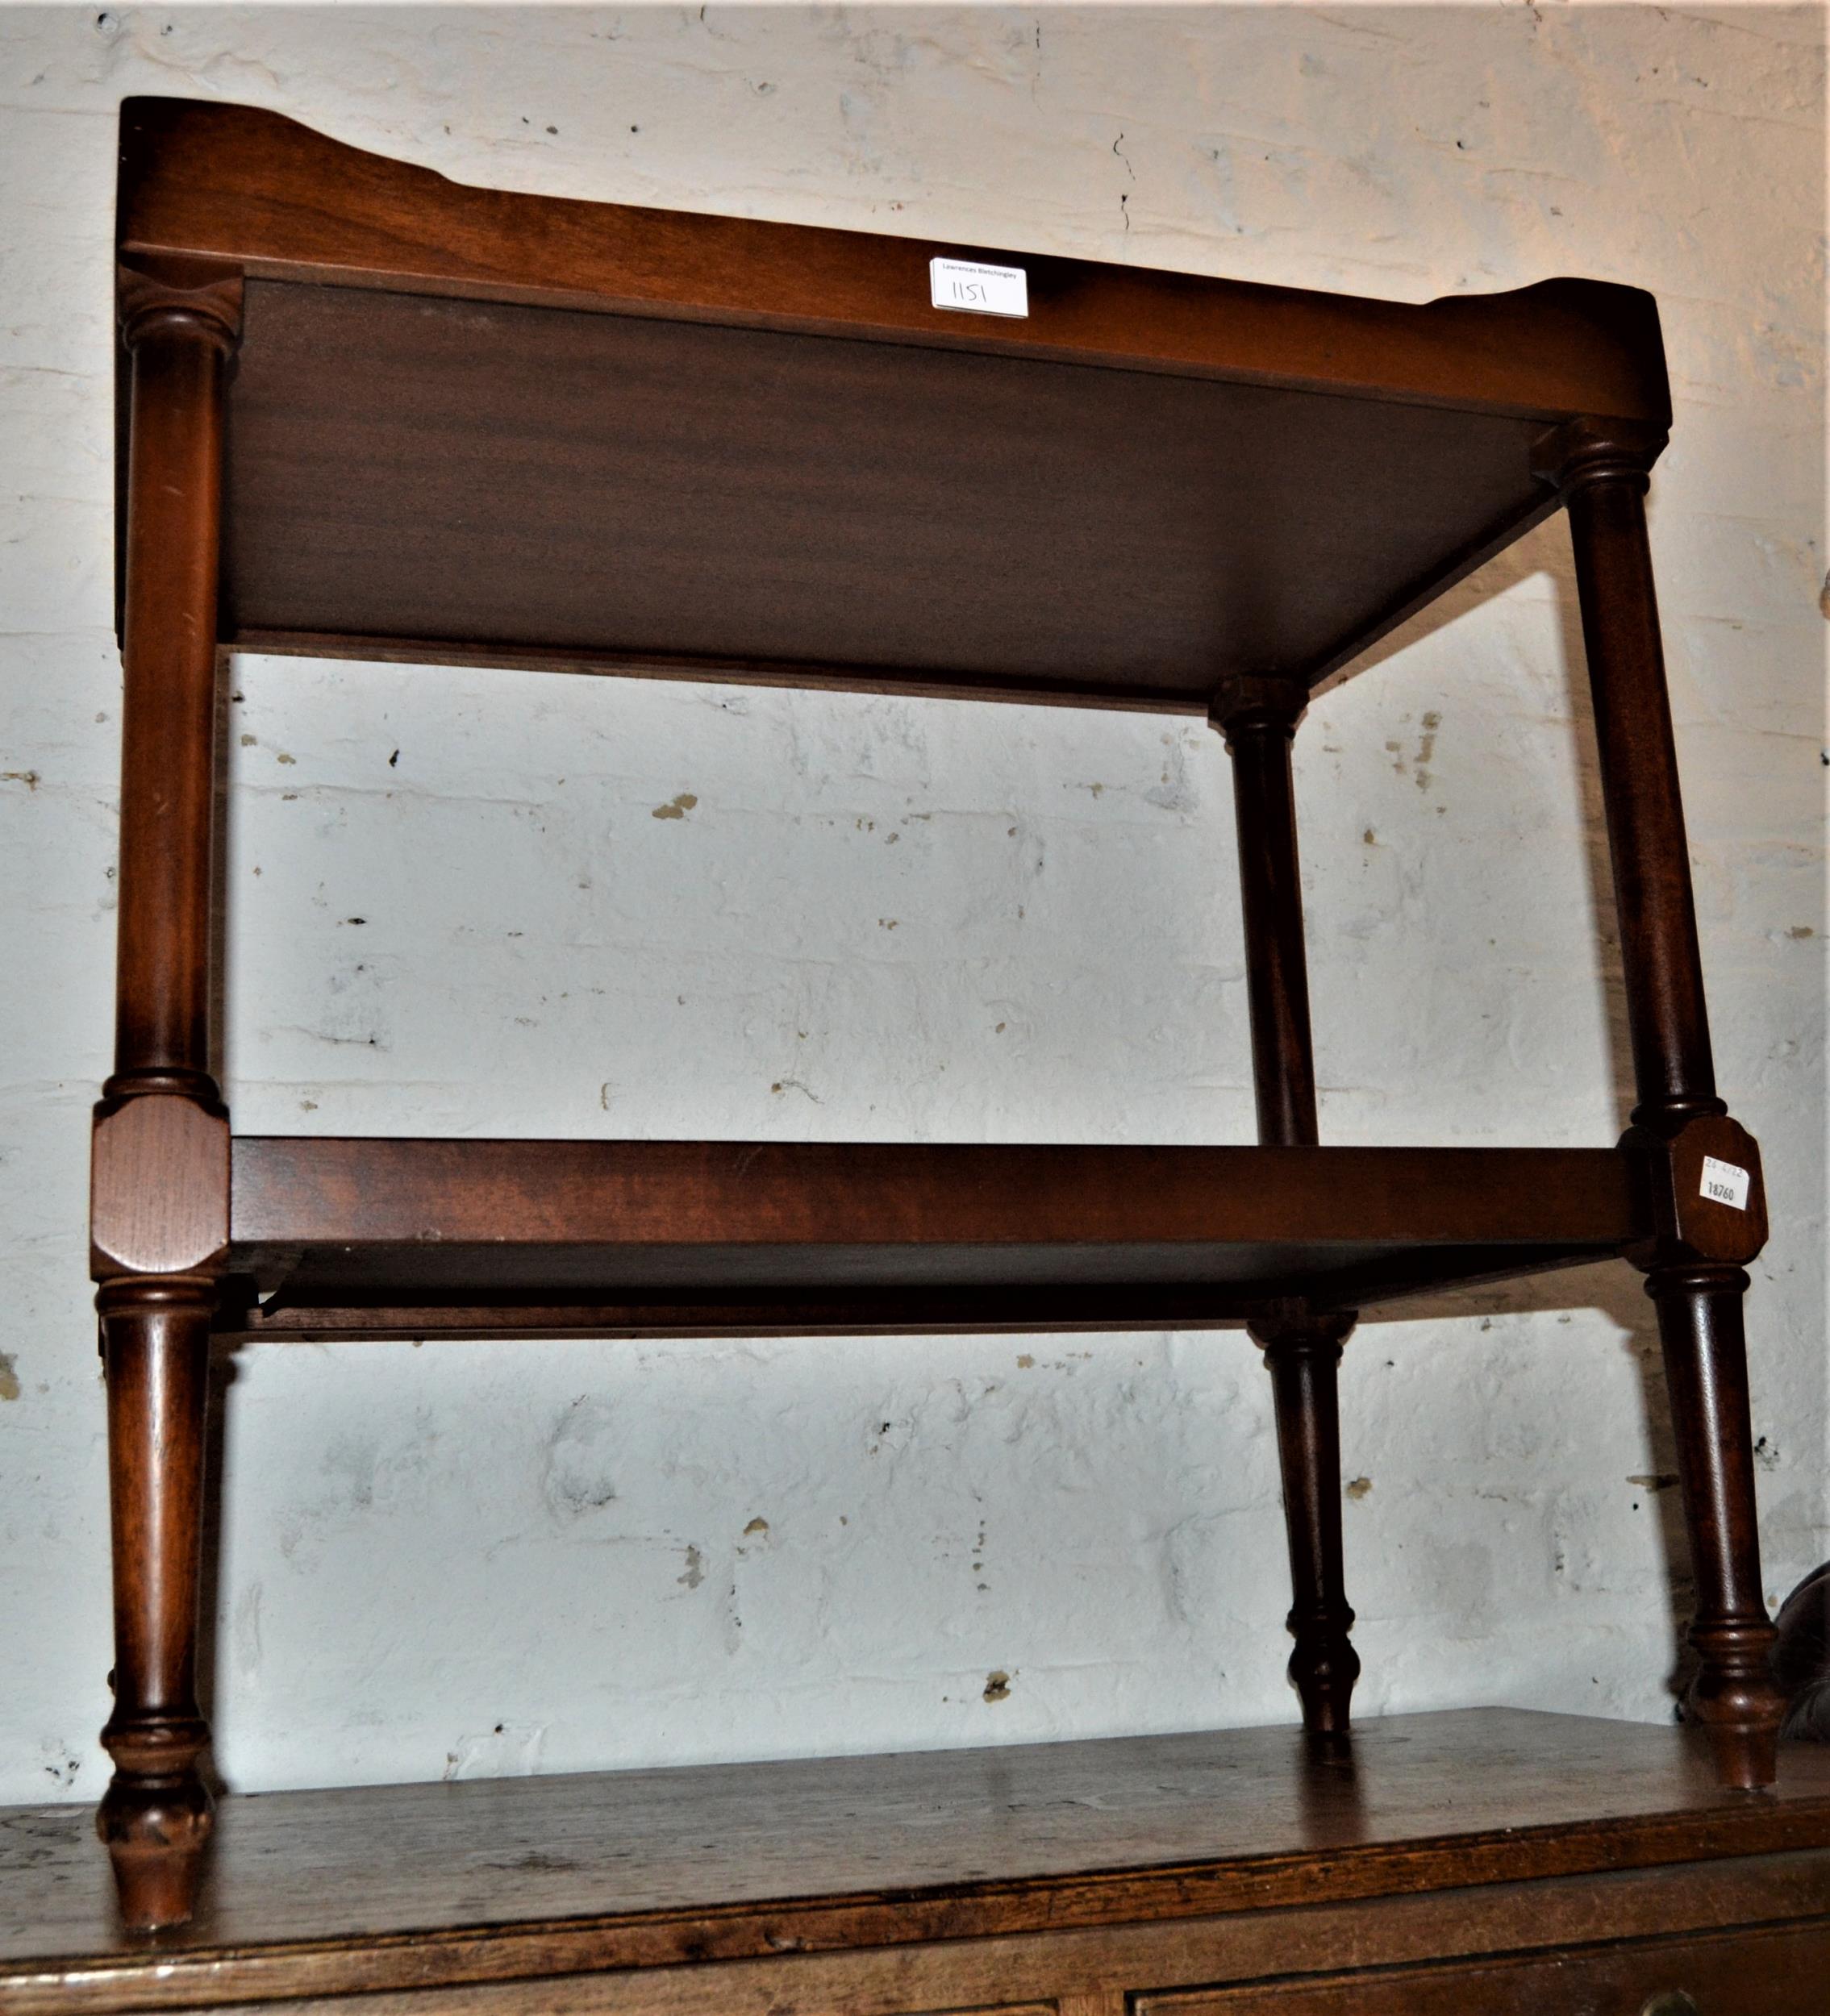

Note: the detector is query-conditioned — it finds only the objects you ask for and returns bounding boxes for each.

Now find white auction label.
[1699,1156,1751,1211]
[929,257,1029,319]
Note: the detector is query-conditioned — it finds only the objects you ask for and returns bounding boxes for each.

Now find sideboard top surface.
[6,1711,1828,2010]
[119,97,1673,710]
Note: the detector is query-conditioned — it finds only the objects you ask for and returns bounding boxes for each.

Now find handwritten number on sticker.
[929,257,1029,319]
[1699,1156,1751,1212]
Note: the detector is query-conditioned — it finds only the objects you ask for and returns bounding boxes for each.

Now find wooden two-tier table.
[77,95,1791,1947]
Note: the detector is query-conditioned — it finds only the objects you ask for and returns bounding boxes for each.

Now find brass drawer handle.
[1640,1994,1700,2016]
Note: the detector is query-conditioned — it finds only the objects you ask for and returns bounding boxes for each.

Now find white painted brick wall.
[1,4,1823,1807]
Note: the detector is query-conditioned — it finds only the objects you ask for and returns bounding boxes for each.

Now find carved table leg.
[1214,677,1360,1735]
[1560,427,1786,1785]
[90,265,240,1926]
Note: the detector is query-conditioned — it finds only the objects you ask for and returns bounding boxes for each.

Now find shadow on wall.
[187,1263,1699,1761]
[1325,519,1699,1708]
[1367,1258,1694,1714]
[1318,514,1636,1142]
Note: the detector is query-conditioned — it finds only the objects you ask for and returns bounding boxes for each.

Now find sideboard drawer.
[1136,1915,1830,2015]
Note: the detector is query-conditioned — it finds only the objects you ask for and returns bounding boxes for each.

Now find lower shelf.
[5,1711,1828,2013]
[224,1137,1643,1340]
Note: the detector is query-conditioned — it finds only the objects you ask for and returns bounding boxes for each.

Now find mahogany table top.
[119,97,1671,712]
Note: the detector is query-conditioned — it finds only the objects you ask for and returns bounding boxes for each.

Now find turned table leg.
[1214,677,1360,1737]
[1647,1264,1782,1786]
[1561,428,1785,1786]
[97,1278,218,1929]
[90,268,240,1926]
[1251,1308,1361,1735]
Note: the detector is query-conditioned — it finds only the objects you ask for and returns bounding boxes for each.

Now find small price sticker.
[929,256,1028,319]
[1699,1156,1751,1211]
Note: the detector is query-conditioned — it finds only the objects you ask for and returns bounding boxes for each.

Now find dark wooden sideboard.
[60,91,1799,1987]
[6,1712,1829,2013]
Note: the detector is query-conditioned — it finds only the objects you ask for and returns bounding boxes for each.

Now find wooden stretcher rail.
[219,1139,1643,1339]
[229,1138,1642,1252]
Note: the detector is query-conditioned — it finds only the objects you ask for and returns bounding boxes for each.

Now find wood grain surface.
[1137,1915,1830,2013]
[10,1864,1829,2014]
[6,1712,1828,2012]
[229,1138,1639,1252]
[222,1137,1641,1336]
[119,98,1671,421]
[217,279,1555,704]
[115,95,1674,703]
[90,1097,228,1279]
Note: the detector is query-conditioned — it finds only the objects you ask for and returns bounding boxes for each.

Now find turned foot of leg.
[98,1277,218,1927]
[98,1734,214,1931]
[1649,1264,1786,1789]
[1286,1608,1361,1741]
[1252,1309,1361,1737]
[1684,1624,1782,1790]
